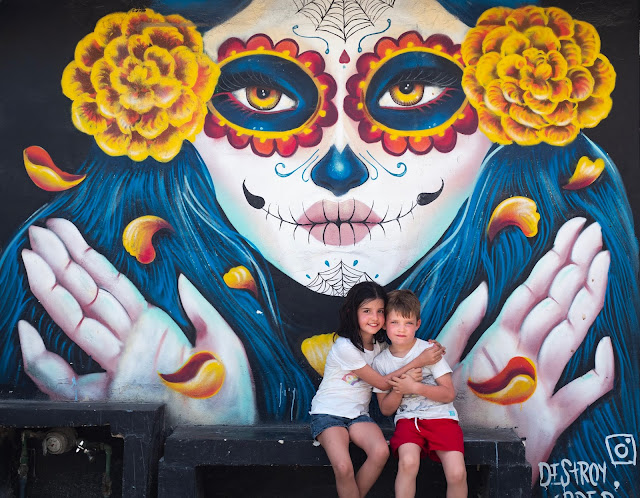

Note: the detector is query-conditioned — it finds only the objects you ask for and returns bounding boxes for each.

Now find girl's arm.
[376,390,403,417]
[354,361,428,391]
[388,372,456,403]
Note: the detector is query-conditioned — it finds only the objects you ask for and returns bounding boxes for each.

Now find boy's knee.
[446,463,467,485]
[398,453,420,476]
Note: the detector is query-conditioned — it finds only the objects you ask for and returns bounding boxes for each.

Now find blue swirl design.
[358,151,407,179]
[292,25,329,54]
[357,19,391,53]
[275,149,320,182]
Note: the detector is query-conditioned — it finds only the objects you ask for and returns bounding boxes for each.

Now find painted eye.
[379,82,445,108]
[231,86,297,113]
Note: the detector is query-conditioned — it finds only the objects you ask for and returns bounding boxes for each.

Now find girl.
[310,281,444,498]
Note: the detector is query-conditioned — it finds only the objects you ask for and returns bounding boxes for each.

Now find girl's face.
[195,0,491,296]
[356,298,386,340]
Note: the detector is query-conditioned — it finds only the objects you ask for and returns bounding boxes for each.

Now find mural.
[0,0,638,496]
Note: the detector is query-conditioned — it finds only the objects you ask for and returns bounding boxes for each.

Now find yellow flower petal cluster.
[61,9,219,162]
[461,6,615,146]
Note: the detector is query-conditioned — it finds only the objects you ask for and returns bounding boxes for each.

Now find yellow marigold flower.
[461,6,615,146]
[61,8,219,162]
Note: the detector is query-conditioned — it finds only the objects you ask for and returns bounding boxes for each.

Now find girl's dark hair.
[335,281,388,351]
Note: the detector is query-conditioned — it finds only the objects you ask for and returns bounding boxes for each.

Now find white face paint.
[194,0,492,296]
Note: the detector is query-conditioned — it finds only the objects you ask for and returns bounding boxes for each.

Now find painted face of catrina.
[194,0,492,296]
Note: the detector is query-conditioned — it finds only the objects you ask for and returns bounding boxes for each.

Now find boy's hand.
[417,342,445,366]
[389,375,419,395]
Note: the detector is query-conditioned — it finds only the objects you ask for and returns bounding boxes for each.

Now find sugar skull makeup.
[194,0,492,296]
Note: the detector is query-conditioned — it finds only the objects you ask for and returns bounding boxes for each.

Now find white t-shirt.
[372,338,458,424]
[309,337,385,419]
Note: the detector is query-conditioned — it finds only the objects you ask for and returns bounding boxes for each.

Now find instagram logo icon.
[605,434,637,466]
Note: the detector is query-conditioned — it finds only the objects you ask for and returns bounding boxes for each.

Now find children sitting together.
[310,282,467,498]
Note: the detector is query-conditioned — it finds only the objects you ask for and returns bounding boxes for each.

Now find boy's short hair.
[386,289,421,320]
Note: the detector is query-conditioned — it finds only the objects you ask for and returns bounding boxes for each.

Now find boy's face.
[385,310,421,348]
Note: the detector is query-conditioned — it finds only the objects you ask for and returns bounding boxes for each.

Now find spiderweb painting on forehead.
[307,261,374,296]
[293,0,395,41]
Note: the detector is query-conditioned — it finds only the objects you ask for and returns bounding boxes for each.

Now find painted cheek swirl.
[344,31,479,156]
[203,34,337,157]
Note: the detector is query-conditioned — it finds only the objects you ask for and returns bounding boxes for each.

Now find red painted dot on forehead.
[339,50,350,64]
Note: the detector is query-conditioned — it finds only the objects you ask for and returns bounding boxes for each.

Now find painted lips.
[297,200,382,246]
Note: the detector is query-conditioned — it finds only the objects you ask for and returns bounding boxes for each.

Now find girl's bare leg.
[436,450,467,498]
[348,422,390,497]
[395,443,421,498]
[317,426,359,498]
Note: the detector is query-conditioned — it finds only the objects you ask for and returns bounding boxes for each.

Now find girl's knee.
[333,459,355,480]
[368,442,390,464]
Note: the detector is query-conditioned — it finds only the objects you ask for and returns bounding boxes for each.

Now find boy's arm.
[389,372,456,403]
[376,390,403,417]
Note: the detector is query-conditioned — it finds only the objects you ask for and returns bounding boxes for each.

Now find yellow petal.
[159,351,225,399]
[468,356,537,405]
[223,265,258,296]
[122,215,174,264]
[487,196,540,241]
[301,333,337,376]
[23,146,86,192]
[563,156,605,190]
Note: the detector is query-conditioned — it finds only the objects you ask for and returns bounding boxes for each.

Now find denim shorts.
[310,413,375,440]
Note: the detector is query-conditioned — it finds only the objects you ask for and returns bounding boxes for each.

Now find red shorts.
[390,418,464,463]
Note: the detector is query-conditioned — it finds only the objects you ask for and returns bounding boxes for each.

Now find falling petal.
[159,351,225,399]
[467,356,537,405]
[487,196,540,241]
[301,333,336,376]
[223,265,258,296]
[563,156,605,190]
[23,146,86,192]
[122,215,174,264]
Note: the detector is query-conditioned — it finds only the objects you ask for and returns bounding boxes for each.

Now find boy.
[373,290,467,498]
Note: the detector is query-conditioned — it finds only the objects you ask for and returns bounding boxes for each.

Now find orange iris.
[246,86,282,110]
[389,82,424,106]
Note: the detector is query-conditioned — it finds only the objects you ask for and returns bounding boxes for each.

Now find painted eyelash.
[216,71,285,94]
[384,68,458,91]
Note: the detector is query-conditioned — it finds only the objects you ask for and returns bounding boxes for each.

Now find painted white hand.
[18,218,256,424]
[437,217,614,480]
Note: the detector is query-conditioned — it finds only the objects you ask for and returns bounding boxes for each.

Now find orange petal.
[559,40,582,68]
[589,55,616,98]
[545,7,574,39]
[461,26,493,66]
[223,265,257,296]
[573,20,600,66]
[576,95,612,128]
[477,105,512,144]
[487,196,540,241]
[23,146,86,192]
[476,7,513,26]
[301,333,336,376]
[539,122,579,146]
[122,215,174,264]
[159,351,225,399]
[467,356,537,405]
[563,155,605,190]
[568,67,595,101]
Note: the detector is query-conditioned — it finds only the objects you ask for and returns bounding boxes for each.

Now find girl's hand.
[18,218,256,425]
[406,367,424,382]
[416,342,445,366]
[389,375,419,395]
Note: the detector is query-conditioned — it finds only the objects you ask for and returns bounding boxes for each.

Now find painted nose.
[310,145,369,197]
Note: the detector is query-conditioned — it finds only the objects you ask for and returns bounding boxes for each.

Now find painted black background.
[0,0,637,249]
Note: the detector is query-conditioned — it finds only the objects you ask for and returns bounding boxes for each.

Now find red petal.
[398,31,424,49]
[408,136,434,155]
[424,34,455,54]
[298,51,325,74]
[246,34,274,51]
[358,120,383,143]
[344,96,365,121]
[297,126,323,147]
[316,72,337,100]
[251,137,276,156]
[274,39,299,58]
[227,128,250,149]
[382,134,408,156]
[276,136,298,157]
[346,74,365,98]
[317,101,338,127]
[356,53,379,76]
[217,37,246,61]
[203,113,227,138]
[452,104,479,135]
[432,127,458,153]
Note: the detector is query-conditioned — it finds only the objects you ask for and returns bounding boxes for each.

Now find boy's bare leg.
[436,450,467,498]
[395,443,422,498]
[348,422,390,497]
[317,427,359,498]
